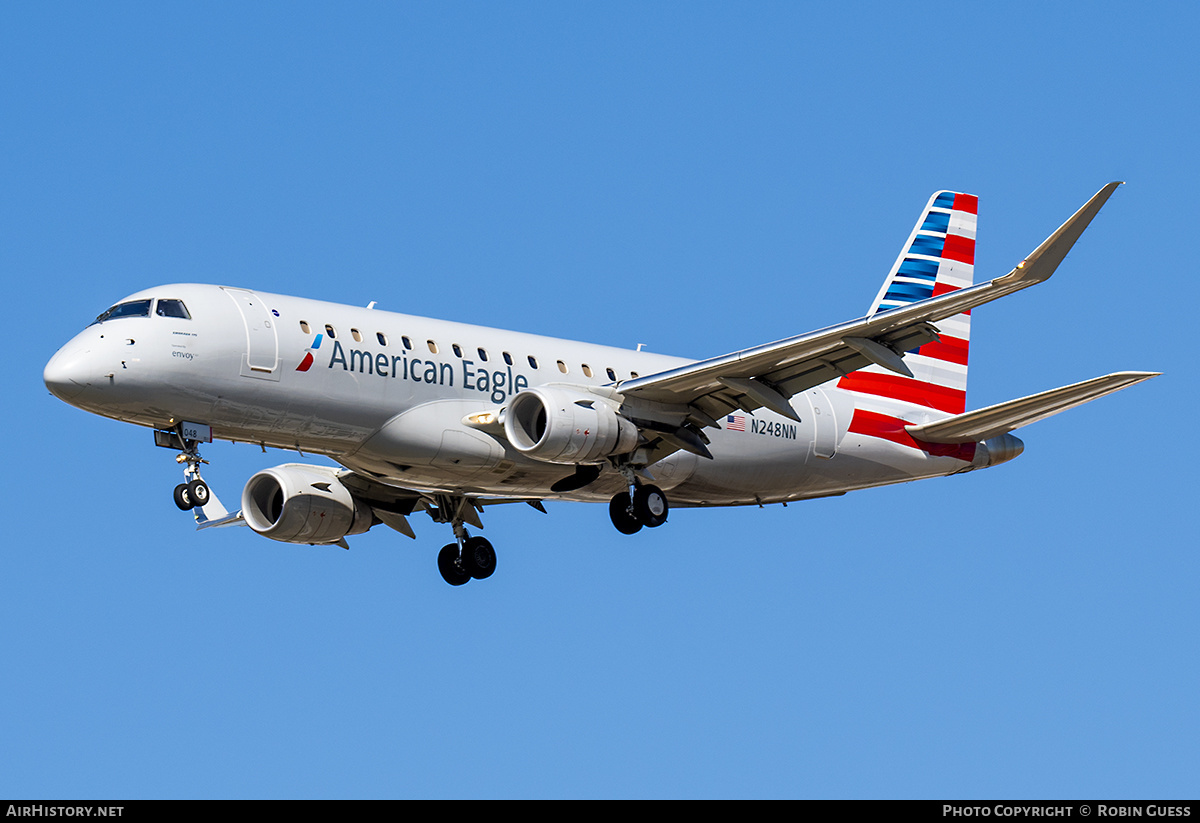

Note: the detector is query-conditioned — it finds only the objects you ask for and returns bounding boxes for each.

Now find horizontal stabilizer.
[905,371,1159,444]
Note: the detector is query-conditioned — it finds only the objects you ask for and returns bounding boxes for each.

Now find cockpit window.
[156,299,191,320]
[91,299,151,325]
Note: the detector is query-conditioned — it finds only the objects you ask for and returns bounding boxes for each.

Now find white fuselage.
[45,283,995,508]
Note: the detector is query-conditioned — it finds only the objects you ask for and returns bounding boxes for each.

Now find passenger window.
[427,340,438,354]
[528,355,538,369]
[402,336,413,350]
[156,299,191,319]
[377,332,387,346]
[477,348,488,362]
[606,367,616,381]
[300,321,311,334]
[630,371,639,378]
[452,344,462,358]
[503,352,513,366]
[325,324,337,339]
[582,364,593,378]
[351,328,363,343]
[557,360,568,374]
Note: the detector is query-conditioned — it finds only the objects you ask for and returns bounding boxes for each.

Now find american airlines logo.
[295,334,323,372]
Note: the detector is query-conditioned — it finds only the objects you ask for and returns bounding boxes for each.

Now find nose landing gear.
[173,478,211,511]
[169,433,211,512]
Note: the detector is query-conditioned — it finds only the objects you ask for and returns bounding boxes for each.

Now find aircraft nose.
[44,341,92,401]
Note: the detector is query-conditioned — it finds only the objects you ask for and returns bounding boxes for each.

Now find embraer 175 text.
[45,183,1157,585]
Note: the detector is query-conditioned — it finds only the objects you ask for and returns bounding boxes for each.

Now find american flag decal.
[726,414,746,432]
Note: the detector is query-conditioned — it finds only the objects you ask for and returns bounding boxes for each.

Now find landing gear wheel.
[173,483,194,511]
[609,492,643,535]
[463,536,497,580]
[187,479,210,508]
[438,544,472,586]
[632,484,668,528]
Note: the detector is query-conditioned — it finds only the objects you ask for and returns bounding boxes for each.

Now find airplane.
[44,182,1157,586]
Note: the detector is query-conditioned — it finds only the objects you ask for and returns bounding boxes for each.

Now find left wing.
[197,466,546,538]
[618,182,1122,426]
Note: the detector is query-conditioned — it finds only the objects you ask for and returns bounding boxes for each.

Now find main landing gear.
[430,495,498,587]
[438,536,496,586]
[609,482,669,535]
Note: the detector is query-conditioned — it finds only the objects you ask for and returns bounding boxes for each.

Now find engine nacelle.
[503,386,639,464]
[241,464,373,545]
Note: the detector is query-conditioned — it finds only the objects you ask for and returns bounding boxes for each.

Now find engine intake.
[241,464,373,545]
[504,386,638,464]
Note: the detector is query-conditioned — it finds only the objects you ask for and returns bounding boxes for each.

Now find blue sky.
[2,2,1196,799]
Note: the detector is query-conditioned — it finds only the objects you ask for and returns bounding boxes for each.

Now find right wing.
[617,182,1124,427]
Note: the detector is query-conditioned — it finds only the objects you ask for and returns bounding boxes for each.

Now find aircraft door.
[222,287,280,381]
[803,388,838,459]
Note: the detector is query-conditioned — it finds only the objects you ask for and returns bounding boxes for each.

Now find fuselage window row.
[298,320,636,382]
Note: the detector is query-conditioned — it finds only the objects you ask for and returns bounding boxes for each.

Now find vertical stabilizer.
[839,191,977,415]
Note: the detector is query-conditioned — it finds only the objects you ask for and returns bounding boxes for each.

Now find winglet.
[995,182,1123,288]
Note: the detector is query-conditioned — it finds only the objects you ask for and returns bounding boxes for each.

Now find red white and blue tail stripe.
[839,190,977,416]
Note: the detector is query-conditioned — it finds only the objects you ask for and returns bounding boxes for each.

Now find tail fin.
[839,191,977,415]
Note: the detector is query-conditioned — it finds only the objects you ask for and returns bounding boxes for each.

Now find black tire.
[632,484,668,528]
[463,536,496,580]
[173,483,194,511]
[437,544,472,586]
[609,492,642,534]
[187,479,210,508]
